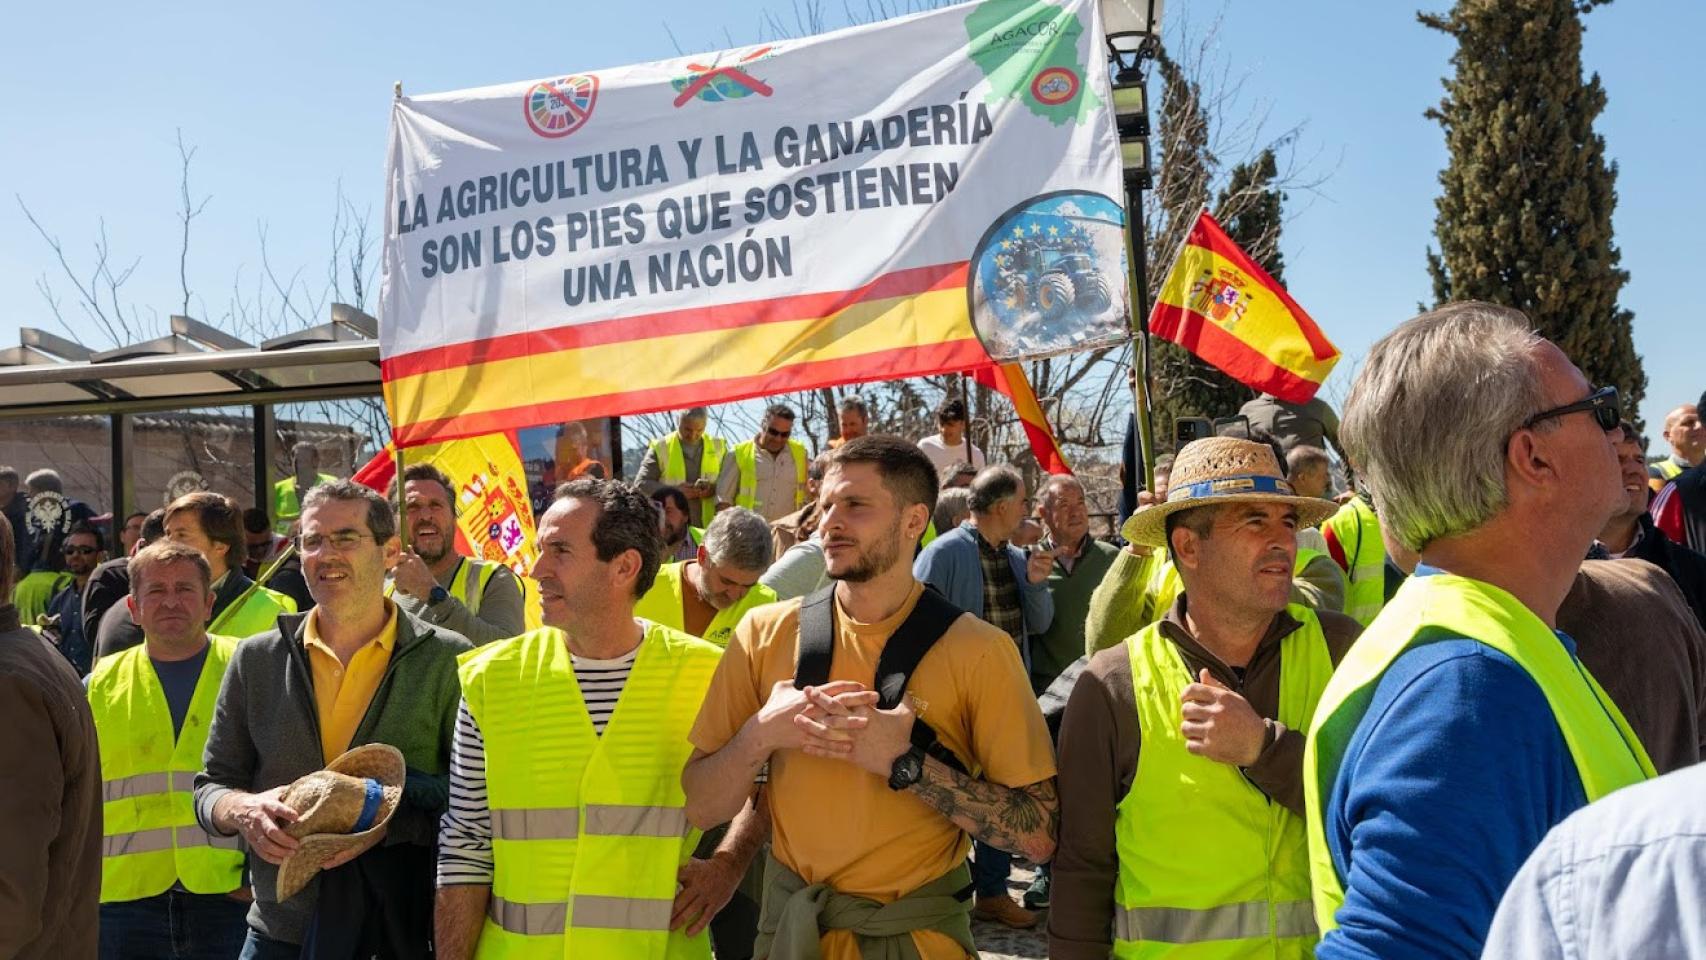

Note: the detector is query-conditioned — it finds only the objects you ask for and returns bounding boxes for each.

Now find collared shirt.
[977,530,1025,643]
[717,443,801,521]
[304,599,400,762]
[669,527,701,564]
[1047,533,1093,575]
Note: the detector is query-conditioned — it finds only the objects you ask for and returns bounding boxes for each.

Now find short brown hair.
[393,463,458,516]
[129,541,213,594]
[164,491,246,565]
[552,479,664,598]
[826,435,938,514]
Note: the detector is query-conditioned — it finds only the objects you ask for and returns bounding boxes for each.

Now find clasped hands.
[754,679,915,778]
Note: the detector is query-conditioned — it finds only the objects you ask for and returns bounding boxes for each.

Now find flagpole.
[1127,182,1158,498]
[1110,15,1161,503]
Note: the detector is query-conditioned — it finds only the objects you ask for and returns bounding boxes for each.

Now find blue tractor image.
[993,230,1112,324]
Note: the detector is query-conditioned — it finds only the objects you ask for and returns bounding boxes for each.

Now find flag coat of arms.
[1149,210,1339,403]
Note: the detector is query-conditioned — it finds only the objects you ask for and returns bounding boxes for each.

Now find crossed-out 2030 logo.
[523,74,599,138]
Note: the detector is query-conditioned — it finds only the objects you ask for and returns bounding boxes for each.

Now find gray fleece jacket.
[193,609,470,945]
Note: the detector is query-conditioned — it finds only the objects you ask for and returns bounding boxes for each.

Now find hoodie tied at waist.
[755,852,976,960]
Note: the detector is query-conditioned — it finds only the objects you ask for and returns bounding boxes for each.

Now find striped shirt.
[436,642,640,886]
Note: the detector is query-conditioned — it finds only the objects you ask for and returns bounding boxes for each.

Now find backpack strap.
[792,584,970,774]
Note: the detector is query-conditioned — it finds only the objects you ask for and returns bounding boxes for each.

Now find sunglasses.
[1521,385,1621,433]
[63,545,99,556]
[765,426,792,439]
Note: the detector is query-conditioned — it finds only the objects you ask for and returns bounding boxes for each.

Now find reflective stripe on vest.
[453,558,501,617]
[88,636,245,901]
[1113,605,1329,958]
[732,439,808,514]
[458,624,720,960]
[655,433,726,528]
[208,584,296,640]
[1323,497,1386,626]
[1656,458,1685,480]
[1303,574,1656,934]
[633,561,778,649]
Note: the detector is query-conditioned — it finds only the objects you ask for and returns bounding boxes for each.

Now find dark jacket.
[194,609,470,945]
[0,606,101,960]
[1624,512,1706,631]
[81,556,130,648]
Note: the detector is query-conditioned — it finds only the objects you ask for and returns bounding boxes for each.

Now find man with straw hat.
[1049,436,1363,959]
[435,479,745,960]
[194,480,470,958]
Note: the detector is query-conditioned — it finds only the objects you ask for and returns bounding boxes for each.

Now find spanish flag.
[971,362,1073,476]
[1149,211,1339,403]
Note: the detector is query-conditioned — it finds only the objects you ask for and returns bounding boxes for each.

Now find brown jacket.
[1560,558,1706,773]
[0,606,100,959]
[1048,596,1361,960]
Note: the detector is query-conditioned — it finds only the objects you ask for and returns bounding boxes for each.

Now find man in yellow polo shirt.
[195,481,470,958]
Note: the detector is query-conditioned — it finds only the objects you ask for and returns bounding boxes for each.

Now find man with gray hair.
[1304,302,1655,960]
[1285,445,1333,500]
[271,441,336,535]
[636,505,777,649]
[196,480,469,957]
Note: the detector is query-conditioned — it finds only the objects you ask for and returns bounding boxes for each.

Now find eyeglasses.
[63,545,99,556]
[765,426,792,439]
[1521,385,1621,433]
[296,531,376,553]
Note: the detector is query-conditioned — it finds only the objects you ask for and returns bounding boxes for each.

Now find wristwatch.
[888,745,926,791]
[427,585,450,607]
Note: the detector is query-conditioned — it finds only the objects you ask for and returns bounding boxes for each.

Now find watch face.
[890,749,923,790]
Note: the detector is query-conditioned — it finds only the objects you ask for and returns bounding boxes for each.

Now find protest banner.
[380,0,1127,446]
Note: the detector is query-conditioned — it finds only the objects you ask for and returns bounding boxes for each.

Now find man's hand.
[1180,669,1267,767]
[391,549,437,600]
[753,680,876,754]
[681,482,707,501]
[319,822,387,870]
[223,788,301,865]
[671,854,743,936]
[1025,548,1057,584]
[795,687,915,778]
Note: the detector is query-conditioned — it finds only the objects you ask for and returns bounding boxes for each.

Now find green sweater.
[1030,537,1121,693]
[1084,547,1175,659]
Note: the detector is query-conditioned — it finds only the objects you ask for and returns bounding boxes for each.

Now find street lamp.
[1104,0,1163,509]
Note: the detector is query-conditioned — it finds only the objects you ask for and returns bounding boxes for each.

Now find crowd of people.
[3,302,1705,960]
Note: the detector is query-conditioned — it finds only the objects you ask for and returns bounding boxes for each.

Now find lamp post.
[1105,0,1162,505]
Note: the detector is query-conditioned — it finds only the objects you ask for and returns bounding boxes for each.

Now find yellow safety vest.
[1303,573,1655,933]
[273,473,337,534]
[1322,498,1385,626]
[459,624,720,960]
[207,582,297,639]
[634,560,778,649]
[654,433,727,528]
[88,635,245,902]
[731,439,808,515]
[1655,458,1685,481]
[385,557,503,616]
[1115,605,1330,957]
[14,569,72,626]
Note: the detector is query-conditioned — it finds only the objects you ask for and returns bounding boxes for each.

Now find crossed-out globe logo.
[524,75,599,138]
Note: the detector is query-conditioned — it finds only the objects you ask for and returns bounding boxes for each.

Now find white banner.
[380,0,1127,444]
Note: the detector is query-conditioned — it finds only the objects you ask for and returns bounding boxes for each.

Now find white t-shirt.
[916,434,986,476]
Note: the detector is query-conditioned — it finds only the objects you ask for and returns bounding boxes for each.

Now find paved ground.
[968,864,1047,959]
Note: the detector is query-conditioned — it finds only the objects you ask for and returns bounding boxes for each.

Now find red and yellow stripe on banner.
[1149,211,1339,404]
[970,362,1072,476]
[382,263,989,447]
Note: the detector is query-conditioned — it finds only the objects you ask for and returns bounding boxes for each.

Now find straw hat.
[274,743,405,901]
[1122,437,1338,548]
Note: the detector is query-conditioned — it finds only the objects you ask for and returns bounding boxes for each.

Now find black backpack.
[792,584,969,774]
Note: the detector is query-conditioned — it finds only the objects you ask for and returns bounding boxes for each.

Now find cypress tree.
[1422,0,1645,418]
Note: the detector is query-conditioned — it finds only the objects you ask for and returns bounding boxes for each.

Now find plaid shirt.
[977,530,1026,643]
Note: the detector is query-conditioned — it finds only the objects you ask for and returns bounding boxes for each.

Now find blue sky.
[1,0,1697,435]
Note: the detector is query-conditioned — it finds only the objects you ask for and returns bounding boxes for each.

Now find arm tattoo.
[908,757,1059,862]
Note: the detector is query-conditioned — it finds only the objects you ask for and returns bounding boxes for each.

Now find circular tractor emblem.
[1030,67,1080,106]
[524,75,599,138]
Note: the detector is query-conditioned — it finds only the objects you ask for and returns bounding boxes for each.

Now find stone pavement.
[968,863,1047,959]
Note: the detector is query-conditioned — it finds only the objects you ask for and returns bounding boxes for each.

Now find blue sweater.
[1318,627,1589,959]
[912,523,1052,661]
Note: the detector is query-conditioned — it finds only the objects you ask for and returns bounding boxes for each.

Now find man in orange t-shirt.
[684,435,1058,960]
